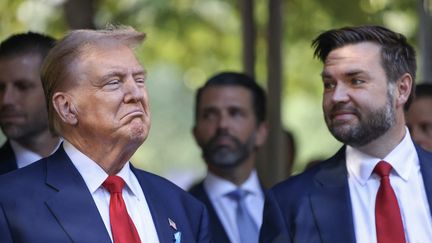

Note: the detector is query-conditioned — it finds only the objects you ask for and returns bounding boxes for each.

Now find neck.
[356,117,406,158]
[208,155,256,186]
[65,135,140,175]
[14,130,60,157]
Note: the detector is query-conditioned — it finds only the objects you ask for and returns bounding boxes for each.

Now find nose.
[331,83,350,103]
[216,112,230,132]
[123,78,145,103]
[0,85,17,105]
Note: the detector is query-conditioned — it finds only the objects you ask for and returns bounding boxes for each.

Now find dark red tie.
[374,161,406,243]
[103,175,141,243]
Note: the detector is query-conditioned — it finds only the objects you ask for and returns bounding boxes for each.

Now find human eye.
[323,80,336,91]
[201,109,218,121]
[15,81,33,91]
[351,78,365,85]
[135,77,146,86]
[103,78,121,90]
[229,107,244,118]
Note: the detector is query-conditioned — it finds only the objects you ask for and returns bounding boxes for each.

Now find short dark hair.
[0,32,55,59]
[194,72,266,124]
[312,25,417,107]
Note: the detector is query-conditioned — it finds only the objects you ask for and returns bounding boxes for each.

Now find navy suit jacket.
[189,178,266,243]
[260,145,432,243]
[189,182,230,243]
[0,146,210,243]
[0,141,18,175]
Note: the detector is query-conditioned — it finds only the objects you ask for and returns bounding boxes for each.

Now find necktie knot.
[226,188,248,202]
[103,175,125,194]
[374,160,392,178]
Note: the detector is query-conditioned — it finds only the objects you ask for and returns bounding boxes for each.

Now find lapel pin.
[168,218,177,231]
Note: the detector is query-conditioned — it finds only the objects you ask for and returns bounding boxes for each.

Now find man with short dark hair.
[406,83,432,151]
[0,26,210,243]
[0,32,60,174]
[189,72,268,243]
[260,25,432,243]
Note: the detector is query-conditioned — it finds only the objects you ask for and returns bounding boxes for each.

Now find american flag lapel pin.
[168,218,177,231]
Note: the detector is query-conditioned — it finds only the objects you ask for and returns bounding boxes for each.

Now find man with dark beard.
[260,25,432,243]
[189,72,268,243]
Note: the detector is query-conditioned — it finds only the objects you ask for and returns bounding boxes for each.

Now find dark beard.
[202,131,256,169]
[325,93,396,147]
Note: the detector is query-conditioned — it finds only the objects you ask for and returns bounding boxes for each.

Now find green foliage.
[0,0,419,181]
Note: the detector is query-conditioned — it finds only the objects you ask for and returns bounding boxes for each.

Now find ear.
[395,73,413,107]
[52,92,78,126]
[255,122,268,147]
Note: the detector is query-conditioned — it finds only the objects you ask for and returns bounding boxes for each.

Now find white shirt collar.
[10,139,62,168]
[62,140,140,198]
[203,169,262,200]
[346,127,418,185]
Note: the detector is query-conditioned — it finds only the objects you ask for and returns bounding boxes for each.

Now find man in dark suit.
[0,32,60,174]
[260,25,432,243]
[189,72,268,243]
[0,26,210,243]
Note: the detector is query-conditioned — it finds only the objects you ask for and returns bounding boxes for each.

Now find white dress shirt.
[203,170,264,243]
[347,128,432,243]
[10,139,61,168]
[63,141,159,243]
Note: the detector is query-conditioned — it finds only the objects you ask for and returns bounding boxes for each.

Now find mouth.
[329,109,358,125]
[122,109,145,119]
[0,112,25,123]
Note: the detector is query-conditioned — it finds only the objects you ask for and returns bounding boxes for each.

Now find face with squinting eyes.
[65,44,151,145]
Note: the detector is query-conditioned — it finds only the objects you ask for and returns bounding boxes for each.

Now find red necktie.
[374,161,406,243]
[103,175,141,243]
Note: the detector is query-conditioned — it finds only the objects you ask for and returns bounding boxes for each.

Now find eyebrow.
[100,68,147,80]
[321,69,366,79]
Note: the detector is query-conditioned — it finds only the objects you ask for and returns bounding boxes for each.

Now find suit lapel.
[190,182,230,242]
[44,147,111,243]
[0,140,18,174]
[132,167,174,243]
[417,145,432,217]
[310,147,356,243]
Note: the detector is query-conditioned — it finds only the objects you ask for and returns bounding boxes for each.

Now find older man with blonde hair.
[0,26,210,243]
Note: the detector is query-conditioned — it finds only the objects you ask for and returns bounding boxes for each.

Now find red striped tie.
[103,175,141,243]
[374,161,406,243]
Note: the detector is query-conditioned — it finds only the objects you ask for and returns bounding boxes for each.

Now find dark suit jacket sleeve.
[197,201,212,243]
[0,204,13,243]
[259,190,292,243]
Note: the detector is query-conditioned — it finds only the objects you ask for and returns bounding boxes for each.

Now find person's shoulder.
[0,157,48,198]
[133,168,206,207]
[269,147,346,200]
[187,180,205,194]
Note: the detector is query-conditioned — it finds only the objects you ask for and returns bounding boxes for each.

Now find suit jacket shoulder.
[0,140,17,175]
[260,147,356,243]
[189,181,231,243]
[0,147,211,243]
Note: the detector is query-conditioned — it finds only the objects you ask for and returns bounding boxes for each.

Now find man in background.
[406,83,432,151]
[0,26,210,243]
[0,32,60,174]
[189,72,268,243]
